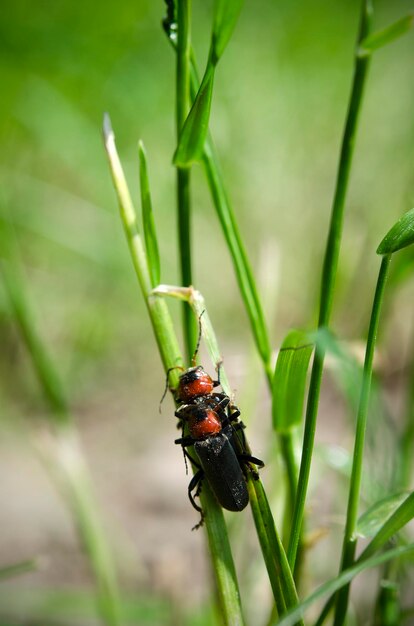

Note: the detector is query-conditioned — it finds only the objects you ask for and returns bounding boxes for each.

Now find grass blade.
[333,254,391,625]
[0,217,122,626]
[358,12,414,56]
[202,138,272,370]
[359,491,414,561]
[377,207,414,255]
[0,559,37,582]
[272,544,414,626]
[138,140,160,287]
[0,219,68,421]
[288,0,373,570]
[104,126,246,626]
[314,491,414,626]
[152,284,300,619]
[357,491,410,539]
[173,67,215,167]
[174,0,243,167]
[211,0,244,62]
[272,330,314,433]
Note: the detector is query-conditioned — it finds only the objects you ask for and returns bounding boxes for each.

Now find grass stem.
[176,0,197,362]
[287,0,373,569]
[333,254,391,624]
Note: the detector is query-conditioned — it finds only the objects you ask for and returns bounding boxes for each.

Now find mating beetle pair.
[163,326,264,528]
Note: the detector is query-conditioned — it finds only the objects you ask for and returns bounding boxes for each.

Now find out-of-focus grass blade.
[272,330,314,433]
[173,68,214,167]
[211,0,244,62]
[313,327,363,411]
[377,207,414,255]
[357,491,410,539]
[138,141,160,287]
[316,491,414,624]
[0,219,69,421]
[358,12,414,57]
[359,491,414,561]
[272,544,414,626]
[0,587,171,625]
[0,558,37,582]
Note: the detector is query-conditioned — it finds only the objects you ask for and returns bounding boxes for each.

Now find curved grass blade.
[377,207,414,255]
[0,219,69,421]
[357,491,410,539]
[151,284,300,618]
[173,67,215,167]
[315,491,414,626]
[202,138,272,370]
[211,0,244,63]
[104,123,246,626]
[359,491,414,561]
[138,141,160,287]
[272,330,314,433]
[358,12,414,57]
[272,544,414,626]
[174,0,243,167]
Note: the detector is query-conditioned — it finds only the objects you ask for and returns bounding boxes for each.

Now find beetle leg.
[188,469,205,530]
[238,454,265,479]
[175,435,195,447]
[183,449,202,470]
[188,470,204,513]
[213,360,223,388]
[159,365,183,411]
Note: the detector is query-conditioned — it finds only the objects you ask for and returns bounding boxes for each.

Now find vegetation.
[1,1,414,625]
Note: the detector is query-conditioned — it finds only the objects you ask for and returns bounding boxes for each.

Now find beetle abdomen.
[194,433,249,512]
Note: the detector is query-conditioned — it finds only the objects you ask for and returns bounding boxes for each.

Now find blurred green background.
[0,0,413,624]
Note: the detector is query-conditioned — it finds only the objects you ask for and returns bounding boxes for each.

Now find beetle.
[160,311,264,527]
[175,395,264,528]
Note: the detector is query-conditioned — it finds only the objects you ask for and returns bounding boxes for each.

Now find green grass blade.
[174,0,243,167]
[273,544,414,626]
[173,66,215,167]
[288,0,373,570]
[211,0,244,63]
[138,141,160,287]
[0,217,122,626]
[377,207,414,255]
[202,140,272,370]
[152,285,299,617]
[315,491,414,626]
[272,330,314,433]
[104,130,246,626]
[0,221,69,421]
[359,491,414,561]
[358,12,414,57]
[357,491,410,539]
[333,254,391,625]
[0,559,37,582]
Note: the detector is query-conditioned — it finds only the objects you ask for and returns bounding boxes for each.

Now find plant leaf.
[138,141,160,287]
[359,491,414,561]
[272,543,414,626]
[377,207,414,255]
[357,491,410,539]
[173,68,215,167]
[272,330,313,433]
[358,13,414,57]
[211,0,244,63]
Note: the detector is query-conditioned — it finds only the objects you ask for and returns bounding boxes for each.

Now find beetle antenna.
[191,309,205,366]
[159,366,183,412]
